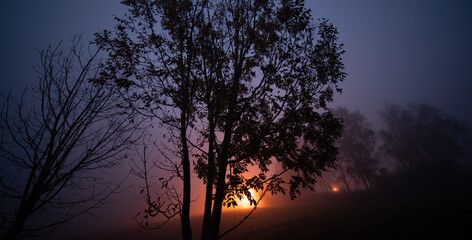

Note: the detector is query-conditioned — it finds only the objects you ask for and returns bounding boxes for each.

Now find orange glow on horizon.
[332,186,339,192]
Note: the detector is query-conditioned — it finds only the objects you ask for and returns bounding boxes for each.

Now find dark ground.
[222,192,472,240]
[50,189,472,240]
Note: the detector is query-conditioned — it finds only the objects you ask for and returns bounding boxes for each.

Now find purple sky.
[307,0,472,127]
[1,0,471,126]
[1,0,472,236]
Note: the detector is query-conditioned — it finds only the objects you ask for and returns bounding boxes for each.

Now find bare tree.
[0,39,140,240]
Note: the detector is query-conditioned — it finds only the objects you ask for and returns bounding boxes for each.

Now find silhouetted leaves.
[96,1,345,239]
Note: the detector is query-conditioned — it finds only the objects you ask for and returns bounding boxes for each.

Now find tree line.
[322,104,471,195]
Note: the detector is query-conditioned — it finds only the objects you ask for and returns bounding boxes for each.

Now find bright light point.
[332,186,339,192]
[238,189,258,208]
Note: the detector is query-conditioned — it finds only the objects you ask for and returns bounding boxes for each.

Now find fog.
[1,0,472,239]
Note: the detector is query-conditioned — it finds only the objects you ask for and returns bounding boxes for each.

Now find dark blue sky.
[1,0,471,127]
[0,0,124,95]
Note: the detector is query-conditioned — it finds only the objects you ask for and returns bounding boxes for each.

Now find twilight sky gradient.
[1,0,472,236]
[1,0,471,126]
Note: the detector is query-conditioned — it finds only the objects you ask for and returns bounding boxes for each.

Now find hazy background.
[2,0,471,126]
[1,0,471,238]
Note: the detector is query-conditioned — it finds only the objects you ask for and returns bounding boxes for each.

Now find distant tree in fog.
[333,107,380,192]
[379,103,470,173]
[0,39,140,240]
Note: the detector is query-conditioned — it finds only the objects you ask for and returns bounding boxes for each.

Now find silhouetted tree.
[95,0,345,239]
[333,107,379,192]
[379,103,470,174]
[0,39,139,240]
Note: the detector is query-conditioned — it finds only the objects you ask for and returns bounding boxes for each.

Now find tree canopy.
[95,0,346,239]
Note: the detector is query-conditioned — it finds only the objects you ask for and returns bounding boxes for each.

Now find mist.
[1,0,472,239]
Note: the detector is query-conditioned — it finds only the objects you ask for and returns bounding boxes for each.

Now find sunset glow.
[332,186,339,192]
[237,189,259,208]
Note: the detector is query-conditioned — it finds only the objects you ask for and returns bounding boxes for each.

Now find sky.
[307,0,472,127]
[1,0,472,237]
[1,0,471,127]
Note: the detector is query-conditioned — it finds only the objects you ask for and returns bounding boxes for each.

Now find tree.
[0,39,139,240]
[379,103,471,173]
[95,0,345,239]
[332,107,379,192]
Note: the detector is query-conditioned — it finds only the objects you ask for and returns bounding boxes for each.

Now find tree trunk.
[207,80,240,239]
[207,23,243,239]
[360,174,371,192]
[340,168,353,194]
[4,199,33,240]
[208,157,228,240]
[201,116,216,240]
[342,178,353,194]
[4,216,26,240]
[207,78,240,239]
[207,121,233,240]
[181,114,192,240]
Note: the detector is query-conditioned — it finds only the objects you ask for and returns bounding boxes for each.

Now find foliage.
[95,0,345,239]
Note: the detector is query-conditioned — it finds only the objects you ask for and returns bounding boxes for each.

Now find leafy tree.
[95,0,345,239]
[0,39,139,240]
[379,103,471,173]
